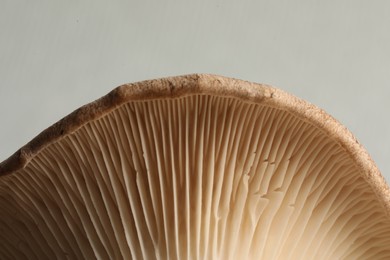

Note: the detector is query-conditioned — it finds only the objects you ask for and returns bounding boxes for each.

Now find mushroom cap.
[0,74,389,259]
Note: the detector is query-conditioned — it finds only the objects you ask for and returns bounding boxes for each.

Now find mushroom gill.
[0,74,389,260]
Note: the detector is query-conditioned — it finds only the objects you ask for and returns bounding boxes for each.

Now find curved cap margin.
[1,73,389,216]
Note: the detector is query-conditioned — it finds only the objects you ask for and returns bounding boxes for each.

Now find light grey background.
[1,1,389,181]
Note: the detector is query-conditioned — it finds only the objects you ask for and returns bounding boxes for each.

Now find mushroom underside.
[0,94,389,260]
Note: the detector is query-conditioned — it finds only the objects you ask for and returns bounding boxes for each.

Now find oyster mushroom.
[0,74,389,259]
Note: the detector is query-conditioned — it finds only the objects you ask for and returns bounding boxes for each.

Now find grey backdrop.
[1,1,389,181]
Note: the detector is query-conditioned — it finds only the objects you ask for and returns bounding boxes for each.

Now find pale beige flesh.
[0,74,390,259]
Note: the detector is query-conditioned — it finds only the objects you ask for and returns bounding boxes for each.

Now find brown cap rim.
[1,73,389,216]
